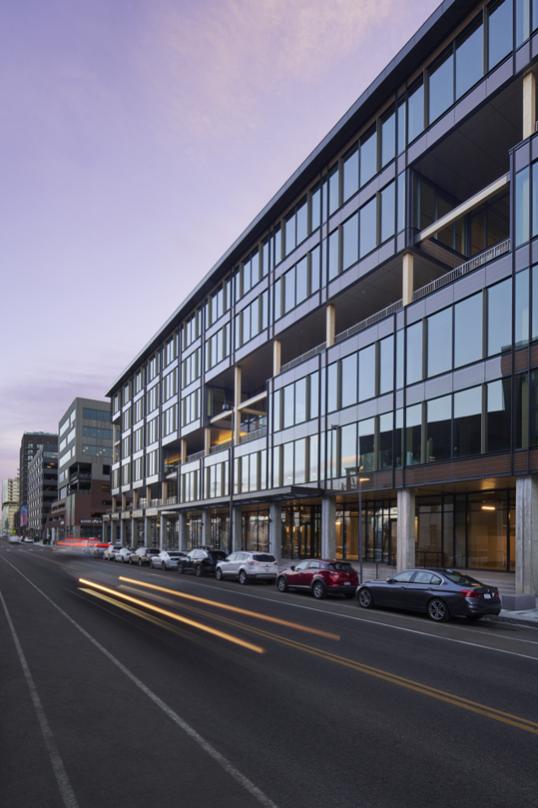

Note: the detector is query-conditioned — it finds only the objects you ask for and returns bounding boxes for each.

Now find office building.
[18,432,58,532]
[105,0,538,607]
[50,398,112,539]
[2,478,20,533]
[28,447,58,541]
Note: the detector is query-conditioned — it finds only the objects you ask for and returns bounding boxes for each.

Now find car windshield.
[326,562,353,572]
[211,551,227,560]
[252,554,275,562]
[148,549,160,554]
[443,570,482,587]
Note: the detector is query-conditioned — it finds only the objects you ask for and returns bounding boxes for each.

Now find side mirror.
[387,577,396,584]
[290,565,296,571]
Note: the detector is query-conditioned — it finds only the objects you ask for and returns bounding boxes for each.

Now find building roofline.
[107,0,468,396]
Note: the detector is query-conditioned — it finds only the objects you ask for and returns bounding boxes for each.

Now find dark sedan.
[356,568,502,622]
[177,547,227,576]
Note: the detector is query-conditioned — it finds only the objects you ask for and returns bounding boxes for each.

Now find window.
[488,278,512,354]
[379,335,394,395]
[405,404,422,465]
[455,18,484,98]
[532,264,538,341]
[182,348,200,386]
[515,167,530,246]
[181,390,200,427]
[296,257,308,303]
[311,184,321,230]
[343,213,359,270]
[164,336,177,366]
[295,378,307,423]
[163,368,177,401]
[359,197,377,258]
[163,405,177,437]
[487,379,511,451]
[327,363,338,412]
[83,407,111,422]
[515,268,530,346]
[379,413,392,469]
[488,0,513,70]
[453,386,482,456]
[516,0,530,45]
[426,395,452,461]
[408,82,424,142]
[358,418,375,471]
[360,129,377,187]
[428,52,454,124]
[146,384,159,415]
[381,110,396,167]
[343,146,359,201]
[358,344,376,401]
[427,308,452,377]
[328,166,339,215]
[380,182,395,242]
[328,229,340,280]
[340,423,357,478]
[406,322,423,384]
[533,163,538,239]
[454,294,482,367]
[397,173,406,233]
[341,354,358,408]
[147,416,159,445]
[311,246,321,294]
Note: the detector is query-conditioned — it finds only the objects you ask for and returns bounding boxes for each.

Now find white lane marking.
[0,589,79,808]
[144,575,538,661]
[1,556,279,808]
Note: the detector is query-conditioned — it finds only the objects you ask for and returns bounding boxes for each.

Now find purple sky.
[0,0,438,483]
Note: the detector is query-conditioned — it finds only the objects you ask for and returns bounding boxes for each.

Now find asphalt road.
[1,543,537,808]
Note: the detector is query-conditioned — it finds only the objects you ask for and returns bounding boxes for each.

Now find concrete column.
[513,477,538,608]
[269,502,282,561]
[231,506,242,551]
[161,481,168,503]
[326,304,335,348]
[233,366,242,443]
[201,510,211,545]
[159,514,165,549]
[131,517,136,547]
[143,515,148,546]
[273,339,282,376]
[178,511,187,552]
[204,428,211,455]
[119,518,124,545]
[402,252,414,306]
[321,495,336,559]
[523,71,536,140]
[121,493,127,510]
[180,439,187,464]
[396,489,416,571]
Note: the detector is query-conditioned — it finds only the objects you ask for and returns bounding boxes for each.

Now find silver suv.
[215,551,278,584]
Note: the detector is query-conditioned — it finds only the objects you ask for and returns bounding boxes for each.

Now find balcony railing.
[138,498,147,508]
[165,496,177,505]
[335,298,403,345]
[240,426,267,444]
[185,449,205,463]
[209,441,232,455]
[280,342,325,374]
[413,239,510,301]
[150,498,161,507]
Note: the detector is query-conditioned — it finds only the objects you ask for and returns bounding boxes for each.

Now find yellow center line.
[117,575,340,641]
[79,587,188,636]
[78,578,264,655]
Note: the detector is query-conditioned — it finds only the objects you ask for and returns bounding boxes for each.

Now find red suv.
[276,559,358,599]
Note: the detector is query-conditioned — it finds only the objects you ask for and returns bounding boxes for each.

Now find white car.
[150,550,188,570]
[113,546,133,563]
[215,551,278,584]
[8,535,22,544]
[104,543,122,560]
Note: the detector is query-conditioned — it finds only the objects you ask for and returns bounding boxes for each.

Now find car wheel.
[238,569,248,585]
[312,580,326,600]
[195,565,202,577]
[428,598,449,622]
[357,588,374,609]
[215,567,223,581]
[277,576,288,593]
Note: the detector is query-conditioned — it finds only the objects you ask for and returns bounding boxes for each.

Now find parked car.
[276,559,358,599]
[104,543,122,560]
[215,551,278,584]
[113,546,134,563]
[92,542,110,558]
[178,547,227,577]
[8,535,22,544]
[23,537,34,544]
[129,547,161,566]
[150,550,187,570]
[356,568,502,622]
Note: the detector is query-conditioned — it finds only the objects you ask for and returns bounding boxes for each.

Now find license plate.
[483,593,491,600]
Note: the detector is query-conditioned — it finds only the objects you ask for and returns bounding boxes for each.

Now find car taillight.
[460,588,480,599]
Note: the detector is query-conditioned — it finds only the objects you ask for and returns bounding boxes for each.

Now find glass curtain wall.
[241,510,269,552]
[336,500,397,564]
[281,504,321,558]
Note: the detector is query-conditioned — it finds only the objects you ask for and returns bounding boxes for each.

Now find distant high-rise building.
[28,447,58,541]
[50,398,112,539]
[18,433,57,532]
[2,478,20,533]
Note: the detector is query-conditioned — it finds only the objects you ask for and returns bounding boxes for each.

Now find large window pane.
[327,363,338,412]
[515,268,530,346]
[358,418,376,472]
[310,247,320,294]
[397,100,407,153]
[378,413,393,469]
[530,369,538,446]
[406,322,423,384]
[380,182,395,242]
[396,330,404,388]
[342,213,359,270]
[343,147,359,202]
[515,167,530,246]
[380,335,394,394]
[311,185,321,231]
[454,293,483,367]
[426,395,452,461]
[309,372,319,420]
[456,20,484,98]
[397,173,406,233]
[533,162,538,238]
[381,111,396,167]
[341,354,358,408]
[453,386,482,456]
[408,82,424,142]
[405,404,422,465]
[295,439,306,484]
[328,167,339,215]
[285,213,296,256]
[297,200,308,244]
[296,257,308,304]
[487,379,511,451]
[283,443,294,486]
[359,197,377,258]
[295,378,307,424]
[360,129,377,187]
[488,0,513,69]
[429,52,454,123]
[488,278,512,354]
[427,307,453,376]
[358,344,376,401]
[284,269,295,313]
[283,385,294,428]
[532,264,538,341]
[516,0,530,45]
[341,423,357,478]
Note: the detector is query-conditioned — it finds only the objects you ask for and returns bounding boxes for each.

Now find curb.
[492,613,538,629]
